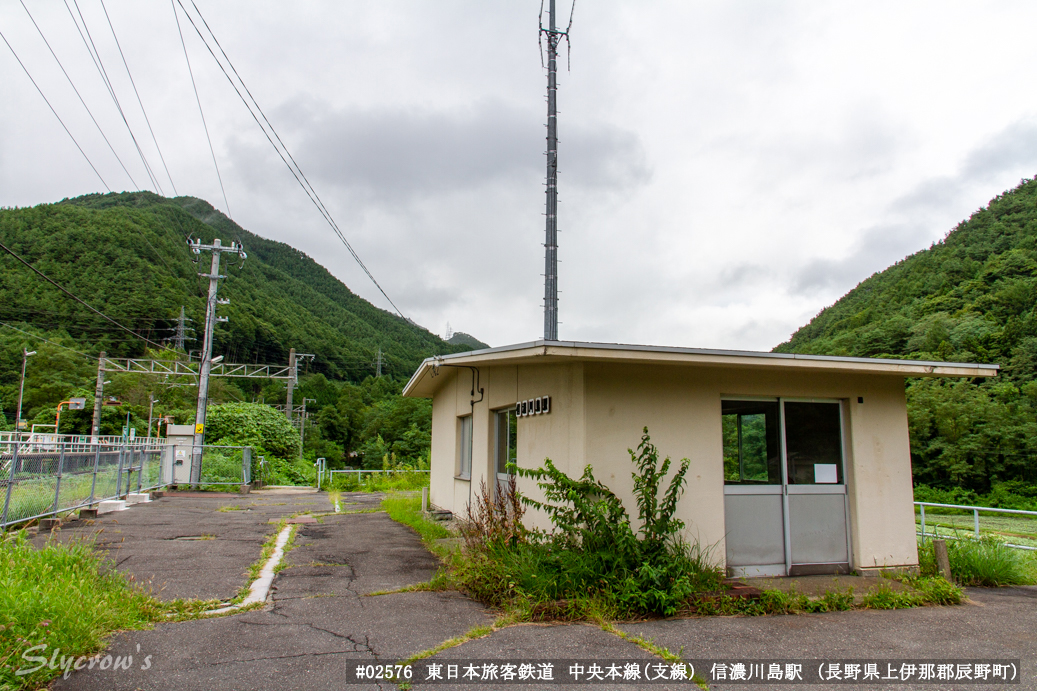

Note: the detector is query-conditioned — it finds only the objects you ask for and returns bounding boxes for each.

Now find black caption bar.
[345,659,1020,684]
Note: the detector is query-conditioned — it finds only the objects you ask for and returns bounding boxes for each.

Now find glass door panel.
[783,401,843,485]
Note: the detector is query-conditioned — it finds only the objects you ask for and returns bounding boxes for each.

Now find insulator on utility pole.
[188,237,246,486]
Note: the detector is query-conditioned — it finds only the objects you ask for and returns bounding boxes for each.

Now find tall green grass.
[0,533,165,689]
[918,536,1037,586]
[329,470,430,493]
[380,493,450,545]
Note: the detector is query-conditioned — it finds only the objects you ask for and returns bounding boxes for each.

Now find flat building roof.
[403,340,998,398]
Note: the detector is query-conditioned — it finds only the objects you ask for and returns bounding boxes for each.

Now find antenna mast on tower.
[541,0,572,341]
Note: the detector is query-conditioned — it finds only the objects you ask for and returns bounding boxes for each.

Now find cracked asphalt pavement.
[33,489,1037,690]
[45,489,493,690]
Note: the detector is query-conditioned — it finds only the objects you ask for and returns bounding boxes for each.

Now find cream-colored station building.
[403,340,996,577]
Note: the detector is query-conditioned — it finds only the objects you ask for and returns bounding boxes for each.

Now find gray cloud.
[792,116,1037,295]
[962,119,1037,180]
[247,99,649,204]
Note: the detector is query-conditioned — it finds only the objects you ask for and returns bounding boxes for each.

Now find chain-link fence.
[192,445,252,486]
[1,440,164,529]
[1,440,252,529]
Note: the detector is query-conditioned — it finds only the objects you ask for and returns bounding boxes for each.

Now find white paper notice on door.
[814,464,838,484]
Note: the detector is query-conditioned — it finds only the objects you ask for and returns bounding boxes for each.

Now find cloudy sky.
[3,1,1037,351]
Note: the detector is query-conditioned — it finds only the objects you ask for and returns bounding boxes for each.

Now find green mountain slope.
[775,178,1037,492]
[0,191,465,380]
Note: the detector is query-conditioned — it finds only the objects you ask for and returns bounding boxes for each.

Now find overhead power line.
[98,0,178,196]
[65,0,163,194]
[0,239,165,349]
[19,0,139,190]
[0,28,111,192]
[0,322,94,359]
[170,0,231,218]
[176,0,405,319]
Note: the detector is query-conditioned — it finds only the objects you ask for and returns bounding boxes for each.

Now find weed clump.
[918,535,1036,586]
[454,429,723,618]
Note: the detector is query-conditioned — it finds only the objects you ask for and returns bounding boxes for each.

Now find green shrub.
[205,403,300,460]
[456,429,723,618]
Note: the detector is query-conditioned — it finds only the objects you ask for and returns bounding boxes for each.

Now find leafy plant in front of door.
[453,428,724,618]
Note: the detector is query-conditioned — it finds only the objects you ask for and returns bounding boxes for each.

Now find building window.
[494,408,518,478]
[458,415,473,479]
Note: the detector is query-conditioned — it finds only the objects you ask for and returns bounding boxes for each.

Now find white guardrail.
[915,501,1037,551]
[313,457,430,489]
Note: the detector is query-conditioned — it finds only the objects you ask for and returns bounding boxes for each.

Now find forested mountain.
[447,331,490,349]
[776,177,1037,493]
[0,191,466,469]
[1,191,464,378]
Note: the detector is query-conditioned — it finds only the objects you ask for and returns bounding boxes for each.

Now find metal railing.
[0,431,166,449]
[322,468,429,488]
[915,501,1037,551]
[1,440,254,529]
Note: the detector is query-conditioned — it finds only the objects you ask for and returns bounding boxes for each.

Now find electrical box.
[165,424,196,484]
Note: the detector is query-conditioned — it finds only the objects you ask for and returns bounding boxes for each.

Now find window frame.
[456,414,473,480]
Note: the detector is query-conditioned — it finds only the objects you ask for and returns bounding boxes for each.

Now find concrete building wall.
[426,359,919,573]
[843,376,918,572]
[428,369,458,513]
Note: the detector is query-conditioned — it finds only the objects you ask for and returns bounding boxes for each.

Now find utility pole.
[91,351,105,442]
[286,347,296,421]
[15,348,36,434]
[188,237,246,485]
[542,0,561,342]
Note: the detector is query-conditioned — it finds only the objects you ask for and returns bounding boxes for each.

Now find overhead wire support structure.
[188,237,246,486]
[540,0,573,341]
